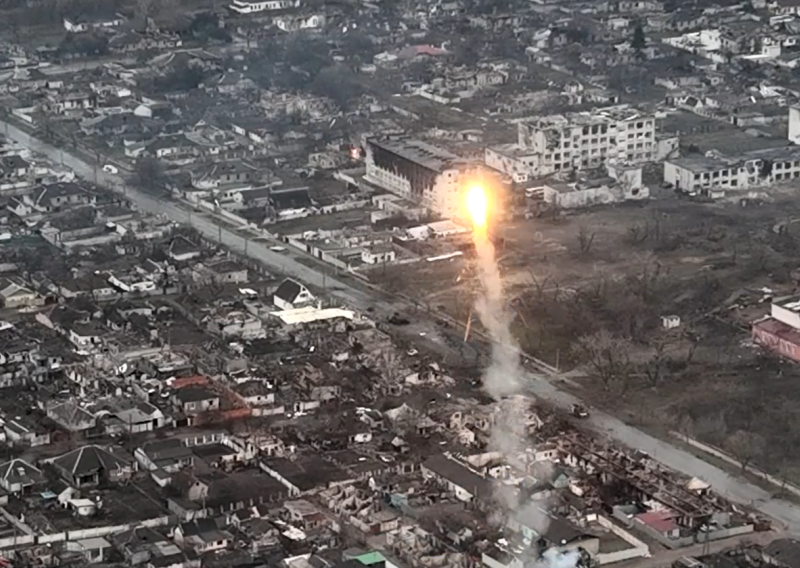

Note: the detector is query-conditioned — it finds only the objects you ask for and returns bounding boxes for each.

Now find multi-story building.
[663,146,800,197]
[229,0,299,14]
[789,105,800,144]
[486,106,656,179]
[753,296,800,363]
[365,137,480,218]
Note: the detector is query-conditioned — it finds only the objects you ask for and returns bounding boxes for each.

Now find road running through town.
[4,118,800,534]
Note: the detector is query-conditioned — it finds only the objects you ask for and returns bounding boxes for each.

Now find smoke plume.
[471,230,582,568]
[472,234,521,400]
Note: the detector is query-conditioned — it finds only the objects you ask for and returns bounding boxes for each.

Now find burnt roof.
[270,187,312,211]
[422,454,492,498]
[261,456,350,492]
[766,539,800,568]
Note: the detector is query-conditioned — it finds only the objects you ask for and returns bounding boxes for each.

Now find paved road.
[5,119,800,534]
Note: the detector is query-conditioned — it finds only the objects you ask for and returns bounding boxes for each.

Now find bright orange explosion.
[466,185,488,232]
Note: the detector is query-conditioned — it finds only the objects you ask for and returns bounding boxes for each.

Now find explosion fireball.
[466,185,488,232]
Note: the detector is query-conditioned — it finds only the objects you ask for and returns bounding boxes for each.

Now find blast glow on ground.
[466,185,488,233]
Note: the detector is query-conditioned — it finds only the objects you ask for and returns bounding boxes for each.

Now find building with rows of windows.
[485,105,656,181]
[364,137,484,219]
[663,145,800,197]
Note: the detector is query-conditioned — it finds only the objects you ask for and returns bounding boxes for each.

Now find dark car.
[570,404,589,418]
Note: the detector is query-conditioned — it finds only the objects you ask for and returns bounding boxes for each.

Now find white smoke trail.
[472,234,521,400]
[471,231,527,493]
[471,230,583,568]
[538,548,583,568]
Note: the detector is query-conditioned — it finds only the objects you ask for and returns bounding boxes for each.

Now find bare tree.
[773,460,794,496]
[693,411,728,446]
[725,430,765,472]
[677,412,695,442]
[641,338,672,389]
[574,330,633,390]
[134,157,165,194]
[577,225,595,255]
[626,258,667,304]
[625,222,648,245]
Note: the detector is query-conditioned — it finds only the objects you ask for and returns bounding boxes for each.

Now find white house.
[273,278,315,310]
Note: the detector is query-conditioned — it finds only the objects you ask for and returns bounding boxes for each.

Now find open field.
[376,191,800,482]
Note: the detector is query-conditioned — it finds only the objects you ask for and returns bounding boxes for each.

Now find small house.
[273,278,315,310]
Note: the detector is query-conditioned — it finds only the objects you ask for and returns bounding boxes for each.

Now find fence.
[0,513,173,549]
[669,430,800,498]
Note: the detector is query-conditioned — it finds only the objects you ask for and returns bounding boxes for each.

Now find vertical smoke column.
[466,186,521,400]
[467,186,580,568]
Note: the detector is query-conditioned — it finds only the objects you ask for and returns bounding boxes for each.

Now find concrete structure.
[752,295,800,362]
[664,146,800,196]
[491,106,655,178]
[228,0,299,14]
[273,278,315,311]
[790,105,800,145]
[365,137,480,218]
[63,15,124,33]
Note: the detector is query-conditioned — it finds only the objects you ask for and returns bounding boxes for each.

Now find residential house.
[0,155,30,182]
[763,539,800,568]
[113,526,196,566]
[4,418,50,447]
[46,400,97,433]
[59,273,118,300]
[133,101,174,120]
[421,453,492,502]
[232,380,275,407]
[259,456,351,496]
[67,321,106,349]
[211,72,255,95]
[26,182,96,212]
[146,135,201,162]
[168,236,203,262]
[113,526,199,567]
[46,445,136,488]
[109,31,183,53]
[80,113,145,138]
[100,399,166,434]
[173,386,221,416]
[508,510,600,554]
[770,0,800,15]
[190,161,258,190]
[0,459,45,494]
[135,439,195,473]
[0,278,38,309]
[47,91,97,114]
[273,278,315,310]
[196,259,249,284]
[173,518,232,554]
[208,310,264,339]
